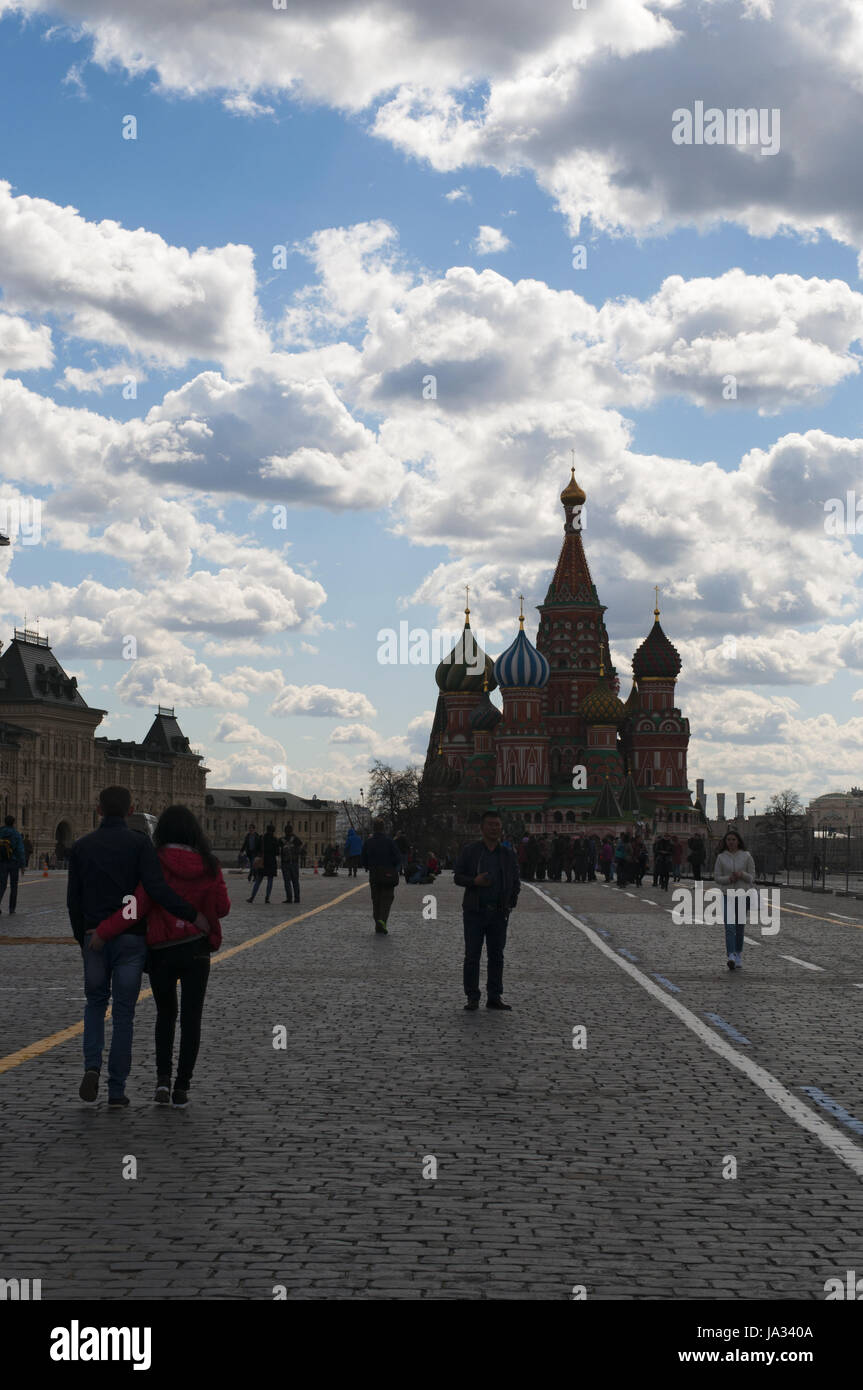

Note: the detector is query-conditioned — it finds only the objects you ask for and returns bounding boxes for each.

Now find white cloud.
[0,311,53,373]
[0,181,268,372]
[444,186,471,202]
[472,225,510,255]
[268,684,377,719]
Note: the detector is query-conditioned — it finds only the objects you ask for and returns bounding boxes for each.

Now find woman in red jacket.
[97,805,230,1109]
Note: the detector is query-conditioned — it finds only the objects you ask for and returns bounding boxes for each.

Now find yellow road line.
[779,905,863,929]
[0,885,365,1076]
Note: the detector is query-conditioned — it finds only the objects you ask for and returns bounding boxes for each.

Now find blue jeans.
[249,873,274,901]
[82,931,148,1098]
[723,894,746,957]
[0,862,20,911]
[463,906,509,1002]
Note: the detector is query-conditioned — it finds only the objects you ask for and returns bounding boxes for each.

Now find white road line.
[828,912,858,921]
[642,899,659,906]
[625,892,637,898]
[787,902,808,908]
[527,883,863,1180]
[743,936,762,947]
[780,955,825,972]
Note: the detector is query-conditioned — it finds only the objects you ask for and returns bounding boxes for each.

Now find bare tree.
[763,789,806,870]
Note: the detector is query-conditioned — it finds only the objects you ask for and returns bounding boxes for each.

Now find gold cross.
[464,583,470,621]
[654,584,660,619]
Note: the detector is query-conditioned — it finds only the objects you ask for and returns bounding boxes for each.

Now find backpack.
[0,835,14,862]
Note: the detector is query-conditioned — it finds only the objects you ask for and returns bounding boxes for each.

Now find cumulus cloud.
[268,684,377,719]
[472,225,510,255]
[0,311,53,373]
[0,181,268,371]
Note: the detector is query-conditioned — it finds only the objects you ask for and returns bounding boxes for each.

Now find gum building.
[421,468,700,838]
[0,628,206,859]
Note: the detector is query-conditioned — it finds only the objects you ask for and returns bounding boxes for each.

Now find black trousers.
[282,864,300,901]
[147,939,211,1087]
[370,882,395,926]
[463,906,508,1002]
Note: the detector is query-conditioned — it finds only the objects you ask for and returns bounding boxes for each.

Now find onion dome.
[493,599,550,689]
[435,599,497,693]
[632,596,682,681]
[580,664,625,724]
[470,693,502,732]
[424,752,460,789]
[560,465,586,507]
[623,684,640,716]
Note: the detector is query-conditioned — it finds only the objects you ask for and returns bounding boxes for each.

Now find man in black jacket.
[361,820,401,934]
[454,811,520,1011]
[67,786,208,1108]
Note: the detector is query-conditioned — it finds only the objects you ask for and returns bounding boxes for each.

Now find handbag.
[253,855,264,872]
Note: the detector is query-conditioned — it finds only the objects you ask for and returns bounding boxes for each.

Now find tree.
[763,789,806,870]
[367,761,421,831]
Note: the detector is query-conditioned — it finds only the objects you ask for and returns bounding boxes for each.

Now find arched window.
[510,765,517,785]
[566,811,576,823]
[553,811,563,824]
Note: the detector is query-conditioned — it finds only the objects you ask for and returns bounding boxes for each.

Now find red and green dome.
[632,612,682,681]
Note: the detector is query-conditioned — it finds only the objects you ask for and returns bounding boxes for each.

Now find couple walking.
[67,786,230,1109]
[243,824,303,904]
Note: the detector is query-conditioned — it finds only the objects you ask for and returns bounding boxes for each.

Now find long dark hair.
[154,804,220,877]
[721,828,747,852]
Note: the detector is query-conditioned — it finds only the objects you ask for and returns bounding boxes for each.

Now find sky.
[1,0,863,813]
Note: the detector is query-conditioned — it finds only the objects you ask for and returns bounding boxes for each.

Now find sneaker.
[734,953,743,970]
[171,1086,189,1108]
[464,1000,479,1011]
[154,1078,171,1105]
[79,1069,100,1103]
[486,999,513,1011]
[726,956,736,971]
[107,1095,130,1109]
[375,921,388,934]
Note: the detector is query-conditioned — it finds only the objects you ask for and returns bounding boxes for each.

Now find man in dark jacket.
[361,820,401,934]
[454,811,520,1011]
[281,825,304,903]
[241,824,260,881]
[0,814,26,915]
[687,834,705,882]
[67,785,208,1108]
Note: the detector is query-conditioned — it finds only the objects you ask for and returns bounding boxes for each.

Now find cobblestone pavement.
[1,869,862,1300]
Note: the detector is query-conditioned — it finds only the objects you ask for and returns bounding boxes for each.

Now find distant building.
[204,789,337,862]
[0,628,206,860]
[807,789,863,835]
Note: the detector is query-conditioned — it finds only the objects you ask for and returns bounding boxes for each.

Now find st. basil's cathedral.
[421,466,701,837]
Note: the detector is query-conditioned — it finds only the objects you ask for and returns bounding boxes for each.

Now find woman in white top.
[713,829,756,971]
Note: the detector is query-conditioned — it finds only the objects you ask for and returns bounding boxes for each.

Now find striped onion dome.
[470,693,503,731]
[493,611,550,690]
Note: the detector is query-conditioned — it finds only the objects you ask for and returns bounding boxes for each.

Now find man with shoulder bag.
[454,810,520,1012]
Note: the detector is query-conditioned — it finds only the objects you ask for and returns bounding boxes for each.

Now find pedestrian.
[524,835,539,882]
[561,835,574,883]
[614,833,631,887]
[361,819,401,934]
[248,824,280,902]
[713,828,756,971]
[0,815,26,916]
[344,825,363,877]
[394,829,410,877]
[599,836,614,882]
[572,837,588,883]
[22,833,33,870]
[67,785,210,1108]
[671,836,683,882]
[687,833,705,882]
[280,824,303,903]
[241,824,260,882]
[454,811,520,1011]
[95,804,230,1108]
[652,831,673,888]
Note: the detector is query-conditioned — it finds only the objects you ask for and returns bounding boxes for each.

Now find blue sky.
[1,0,863,810]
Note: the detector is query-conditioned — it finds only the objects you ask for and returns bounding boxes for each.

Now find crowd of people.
[511,829,705,890]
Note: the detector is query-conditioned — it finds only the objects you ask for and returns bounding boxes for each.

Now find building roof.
[0,631,94,708]
[494,620,551,689]
[435,614,497,694]
[142,706,198,757]
[632,614,682,681]
[205,789,335,812]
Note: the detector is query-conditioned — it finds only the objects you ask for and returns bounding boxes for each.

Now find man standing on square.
[454,811,520,1011]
